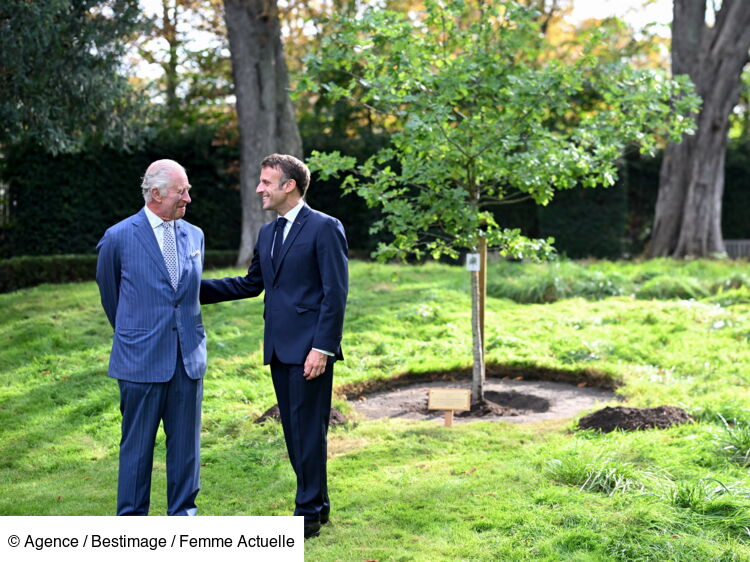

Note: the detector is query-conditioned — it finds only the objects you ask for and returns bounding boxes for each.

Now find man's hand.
[303,349,328,380]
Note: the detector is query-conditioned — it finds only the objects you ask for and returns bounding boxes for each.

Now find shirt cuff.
[312,347,334,357]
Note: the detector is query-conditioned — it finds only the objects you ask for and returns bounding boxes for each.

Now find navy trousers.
[270,356,333,522]
[116,352,203,516]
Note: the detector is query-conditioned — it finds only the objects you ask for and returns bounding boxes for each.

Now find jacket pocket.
[295,303,320,314]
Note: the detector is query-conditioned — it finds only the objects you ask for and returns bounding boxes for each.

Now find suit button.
[172,327,177,331]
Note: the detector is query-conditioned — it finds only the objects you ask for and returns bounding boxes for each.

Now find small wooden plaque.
[427,389,470,412]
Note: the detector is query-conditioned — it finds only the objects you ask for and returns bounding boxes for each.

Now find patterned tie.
[162,221,179,290]
[272,217,288,269]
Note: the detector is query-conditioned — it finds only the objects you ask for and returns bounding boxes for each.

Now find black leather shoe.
[304,520,321,539]
[320,512,329,525]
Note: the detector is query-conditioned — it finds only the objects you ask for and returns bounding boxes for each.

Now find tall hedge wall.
[724,139,750,239]
[3,132,750,260]
[2,126,241,257]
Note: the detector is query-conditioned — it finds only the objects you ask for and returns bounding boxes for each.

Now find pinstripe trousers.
[116,348,203,516]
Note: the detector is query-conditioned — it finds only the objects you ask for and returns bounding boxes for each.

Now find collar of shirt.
[144,205,175,230]
[144,205,175,254]
[278,200,305,240]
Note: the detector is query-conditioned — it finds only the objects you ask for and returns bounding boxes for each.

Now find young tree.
[223,0,302,265]
[648,0,750,258]
[303,0,697,405]
[0,0,144,153]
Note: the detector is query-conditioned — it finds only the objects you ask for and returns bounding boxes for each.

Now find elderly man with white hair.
[96,159,207,515]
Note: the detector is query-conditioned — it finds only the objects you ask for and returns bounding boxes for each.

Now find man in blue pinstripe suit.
[96,159,206,516]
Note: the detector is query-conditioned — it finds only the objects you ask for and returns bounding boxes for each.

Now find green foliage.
[486,258,750,304]
[302,0,699,261]
[538,176,627,259]
[668,478,731,512]
[0,251,237,293]
[298,94,392,256]
[133,0,234,126]
[2,125,241,257]
[636,276,711,300]
[0,255,97,294]
[724,139,750,239]
[546,455,642,496]
[717,416,750,467]
[0,0,147,153]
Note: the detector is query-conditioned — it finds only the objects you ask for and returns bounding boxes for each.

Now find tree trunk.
[648,0,750,258]
[478,235,487,347]
[470,267,485,405]
[161,0,179,117]
[223,0,303,266]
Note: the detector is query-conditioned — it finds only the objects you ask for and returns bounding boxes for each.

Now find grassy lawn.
[1,259,749,560]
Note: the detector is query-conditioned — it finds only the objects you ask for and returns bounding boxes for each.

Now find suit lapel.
[273,205,310,280]
[132,209,173,289]
[176,220,190,291]
[260,221,275,276]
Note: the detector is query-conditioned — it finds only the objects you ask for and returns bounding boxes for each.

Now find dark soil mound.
[255,405,348,426]
[487,390,550,412]
[578,405,692,433]
[454,390,551,418]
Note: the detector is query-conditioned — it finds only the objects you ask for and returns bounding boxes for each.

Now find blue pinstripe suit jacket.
[96,208,207,382]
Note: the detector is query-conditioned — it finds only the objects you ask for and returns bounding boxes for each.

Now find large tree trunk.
[649,0,750,258]
[224,0,303,266]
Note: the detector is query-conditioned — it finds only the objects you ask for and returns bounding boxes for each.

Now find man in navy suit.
[96,159,206,516]
[201,154,348,538]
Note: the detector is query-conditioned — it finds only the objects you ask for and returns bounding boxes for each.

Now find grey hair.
[141,159,186,203]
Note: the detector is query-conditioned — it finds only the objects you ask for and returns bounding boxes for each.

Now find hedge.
[2,125,241,257]
[4,131,750,261]
[0,251,238,294]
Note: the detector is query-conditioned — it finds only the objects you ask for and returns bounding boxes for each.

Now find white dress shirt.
[144,206,179,271]
[275,199,305,246]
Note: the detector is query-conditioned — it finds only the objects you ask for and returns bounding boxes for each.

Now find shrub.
[0,255,97,293]
[716,416,750,467]
[0,251,238,293]
[546,455,641,496]
[635,276,710,300]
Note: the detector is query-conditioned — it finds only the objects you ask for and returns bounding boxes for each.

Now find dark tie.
[272,217,288,269]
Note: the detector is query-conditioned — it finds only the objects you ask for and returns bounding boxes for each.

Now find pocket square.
[190,250,201,258]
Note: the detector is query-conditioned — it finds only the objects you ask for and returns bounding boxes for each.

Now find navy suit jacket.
[201,205,348,365]
[96,208,207,382]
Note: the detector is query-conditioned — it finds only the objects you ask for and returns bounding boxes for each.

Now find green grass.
[487,258,750,304]
[1,259,750,560]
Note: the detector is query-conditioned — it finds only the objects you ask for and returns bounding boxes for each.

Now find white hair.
[141,159,186,203]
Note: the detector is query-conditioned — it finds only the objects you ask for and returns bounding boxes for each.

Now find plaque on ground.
[428,389,471,411]
[427,389,470,426]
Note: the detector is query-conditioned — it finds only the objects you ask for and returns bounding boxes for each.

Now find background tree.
[0,0,144,154]
[132,0,233,125]
[733,67,750,142]
[223,0,302,265]
[304,0,698,405]
[648,0,750,257]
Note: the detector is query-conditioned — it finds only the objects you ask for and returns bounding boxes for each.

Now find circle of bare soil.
[577,405,693,433]
[343,365,618,424]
